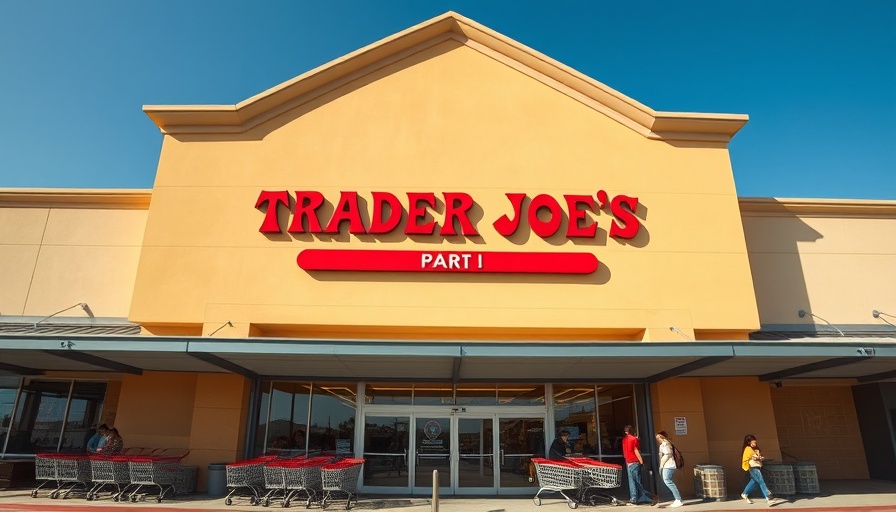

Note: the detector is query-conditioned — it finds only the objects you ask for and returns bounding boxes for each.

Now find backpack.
[671,443,685,469]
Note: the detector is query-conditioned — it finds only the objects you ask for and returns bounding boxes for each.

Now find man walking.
[623,425,656,506]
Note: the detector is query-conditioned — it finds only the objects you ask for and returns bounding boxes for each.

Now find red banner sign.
[297,249,599,274]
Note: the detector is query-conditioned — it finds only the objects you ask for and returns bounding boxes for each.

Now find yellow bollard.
[432,469,439,511]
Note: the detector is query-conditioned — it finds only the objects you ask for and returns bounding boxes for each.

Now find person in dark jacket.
[548,430,571,460]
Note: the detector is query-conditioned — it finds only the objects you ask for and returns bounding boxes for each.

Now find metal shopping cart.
[224,455,277,506]
[87,454,131,501]
[52,454,92,499]
[283,457,329,508]
[261,455,329,507]
[566,457,623,506]
[126,453,188,502]
[32,453,60,499]
[532,458,583,509]
[320,458,364,510]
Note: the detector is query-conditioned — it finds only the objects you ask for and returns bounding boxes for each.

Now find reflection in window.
[597,385,636,459]
[412,383,452,406]
[257,382,359,457]
[456,383,497,406]
[4,379,107,456]
[0,377,21,452]
[498,383,544,406]
[308,383,356,456]
[553,385,597,456]
[364,383,412,405]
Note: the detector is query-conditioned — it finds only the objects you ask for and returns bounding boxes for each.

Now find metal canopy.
[0,334,893,383]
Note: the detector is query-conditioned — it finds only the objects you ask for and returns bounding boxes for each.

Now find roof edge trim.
[0,189,152,209]
[739,197,896,217]
[143,11,748,142]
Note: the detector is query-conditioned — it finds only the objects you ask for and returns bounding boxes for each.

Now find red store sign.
[255,190,641,275]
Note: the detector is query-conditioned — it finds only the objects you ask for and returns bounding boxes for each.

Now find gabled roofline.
[143,12,747,143]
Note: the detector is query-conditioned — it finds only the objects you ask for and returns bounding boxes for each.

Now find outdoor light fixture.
[797,309,845,337]
[33,302,94,329]
[207,320,234,337]
[669,326,692,340]
[872,310,896,329]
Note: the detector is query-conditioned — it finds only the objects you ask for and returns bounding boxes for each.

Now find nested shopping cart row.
[531,457,623,509]
[225,455,365,509]
[33,450,191,503]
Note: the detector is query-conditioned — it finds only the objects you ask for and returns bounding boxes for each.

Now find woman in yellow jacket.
[740,435,781,506]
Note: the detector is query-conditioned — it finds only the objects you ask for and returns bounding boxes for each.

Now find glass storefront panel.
[364,382,412,405]
[265,382,310,453]
[597,384,637,460]
[253,382,271,456]
[0,377,20,452]
[553,385,598,456]
[7,380,71,454]
[456,383,497,406]
[413,383,453,406]
[308,382,356,455]
[498,417,543,488]
[60,381,106,452]
[498,384,544,406]
[363,415,409,488]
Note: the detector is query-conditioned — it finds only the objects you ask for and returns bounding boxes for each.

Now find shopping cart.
[31,453,61,499]
[125,453,188,502]
[320,458,364,510]
[87,454,130,501]
[566,457,623,506]
[52,454,92,499]
[261,455,329,507]
[532,458,583,509]
[223,455,277,506]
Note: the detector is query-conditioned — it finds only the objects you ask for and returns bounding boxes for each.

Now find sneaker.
[626,502,637,506]
[768,497,783,507]
[741,493,753,504]
[669,500,683,508]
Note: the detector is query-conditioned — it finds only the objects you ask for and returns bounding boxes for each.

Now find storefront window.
[308,383,356,455]
[597,384,637,460]
[4,379,107,456]
[456,383,497,406]
[412,383,452,406]
[265,382,311,453]
[553,385,598,456]
[0,377,21,452]
[498,383,544,406]
[364,382,412,405]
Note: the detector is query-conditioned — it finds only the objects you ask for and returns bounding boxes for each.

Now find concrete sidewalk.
[1,480,895,512]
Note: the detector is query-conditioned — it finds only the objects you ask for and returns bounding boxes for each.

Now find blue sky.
[1,1,893,199]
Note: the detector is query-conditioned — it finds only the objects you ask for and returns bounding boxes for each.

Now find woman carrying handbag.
[740,435,782,506]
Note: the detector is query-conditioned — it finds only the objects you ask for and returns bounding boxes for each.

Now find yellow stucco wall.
[741,201,896,327]
[0,192,148,318]
[131,38,759,340]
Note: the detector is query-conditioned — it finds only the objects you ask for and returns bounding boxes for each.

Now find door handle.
[500,449,505,466]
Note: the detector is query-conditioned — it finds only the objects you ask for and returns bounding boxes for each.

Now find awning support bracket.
[759,357,867,381]
[188,352,259,380]
[646,356,733,383]
[43,349,143,375]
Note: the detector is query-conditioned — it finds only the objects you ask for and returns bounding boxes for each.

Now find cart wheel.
[49,491,58,499]
[611,497,619,506]
[262,497,270,507]
[225,497,233,506]
[31,490,37,498]
[321,498,328,509]
[249,496,259,506]
[86,494,93,501]
[130,495,138,502]
[533,497,541,506]
[282,500,289,508]
[113,495,120,502]
[156,497,163,503]
[568,501,578,509]
[305,498,313,508]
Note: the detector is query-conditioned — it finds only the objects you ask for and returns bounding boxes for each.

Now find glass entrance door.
[414,416,452,493]
[456,417,494,492]
[497,416,544,492]
[362,415,409,491]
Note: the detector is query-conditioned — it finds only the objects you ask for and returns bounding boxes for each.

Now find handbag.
[749,458,763,468]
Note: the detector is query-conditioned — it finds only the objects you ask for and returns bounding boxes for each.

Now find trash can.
[207,463,228,498]
[693,464,727,500]
[761,461,795,496]
[793,462,820,494]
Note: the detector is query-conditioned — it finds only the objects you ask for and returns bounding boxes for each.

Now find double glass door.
[362,408,544,495]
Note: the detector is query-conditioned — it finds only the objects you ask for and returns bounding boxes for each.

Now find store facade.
[1,12,894,495]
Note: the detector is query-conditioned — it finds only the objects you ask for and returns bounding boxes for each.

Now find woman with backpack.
[655,431,683,508]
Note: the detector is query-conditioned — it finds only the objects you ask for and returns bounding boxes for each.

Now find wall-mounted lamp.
[669,326,692,340]
[872,310,896,329]
[33,302,94,329]
[208,320,234,337]
[798,310,845,337]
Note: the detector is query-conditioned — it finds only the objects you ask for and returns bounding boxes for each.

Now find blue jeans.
[627,462,652,503]
[662,467,681,502]
[743,467,770,498]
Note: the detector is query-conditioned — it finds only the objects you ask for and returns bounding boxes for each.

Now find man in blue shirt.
[86,424,109,453]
